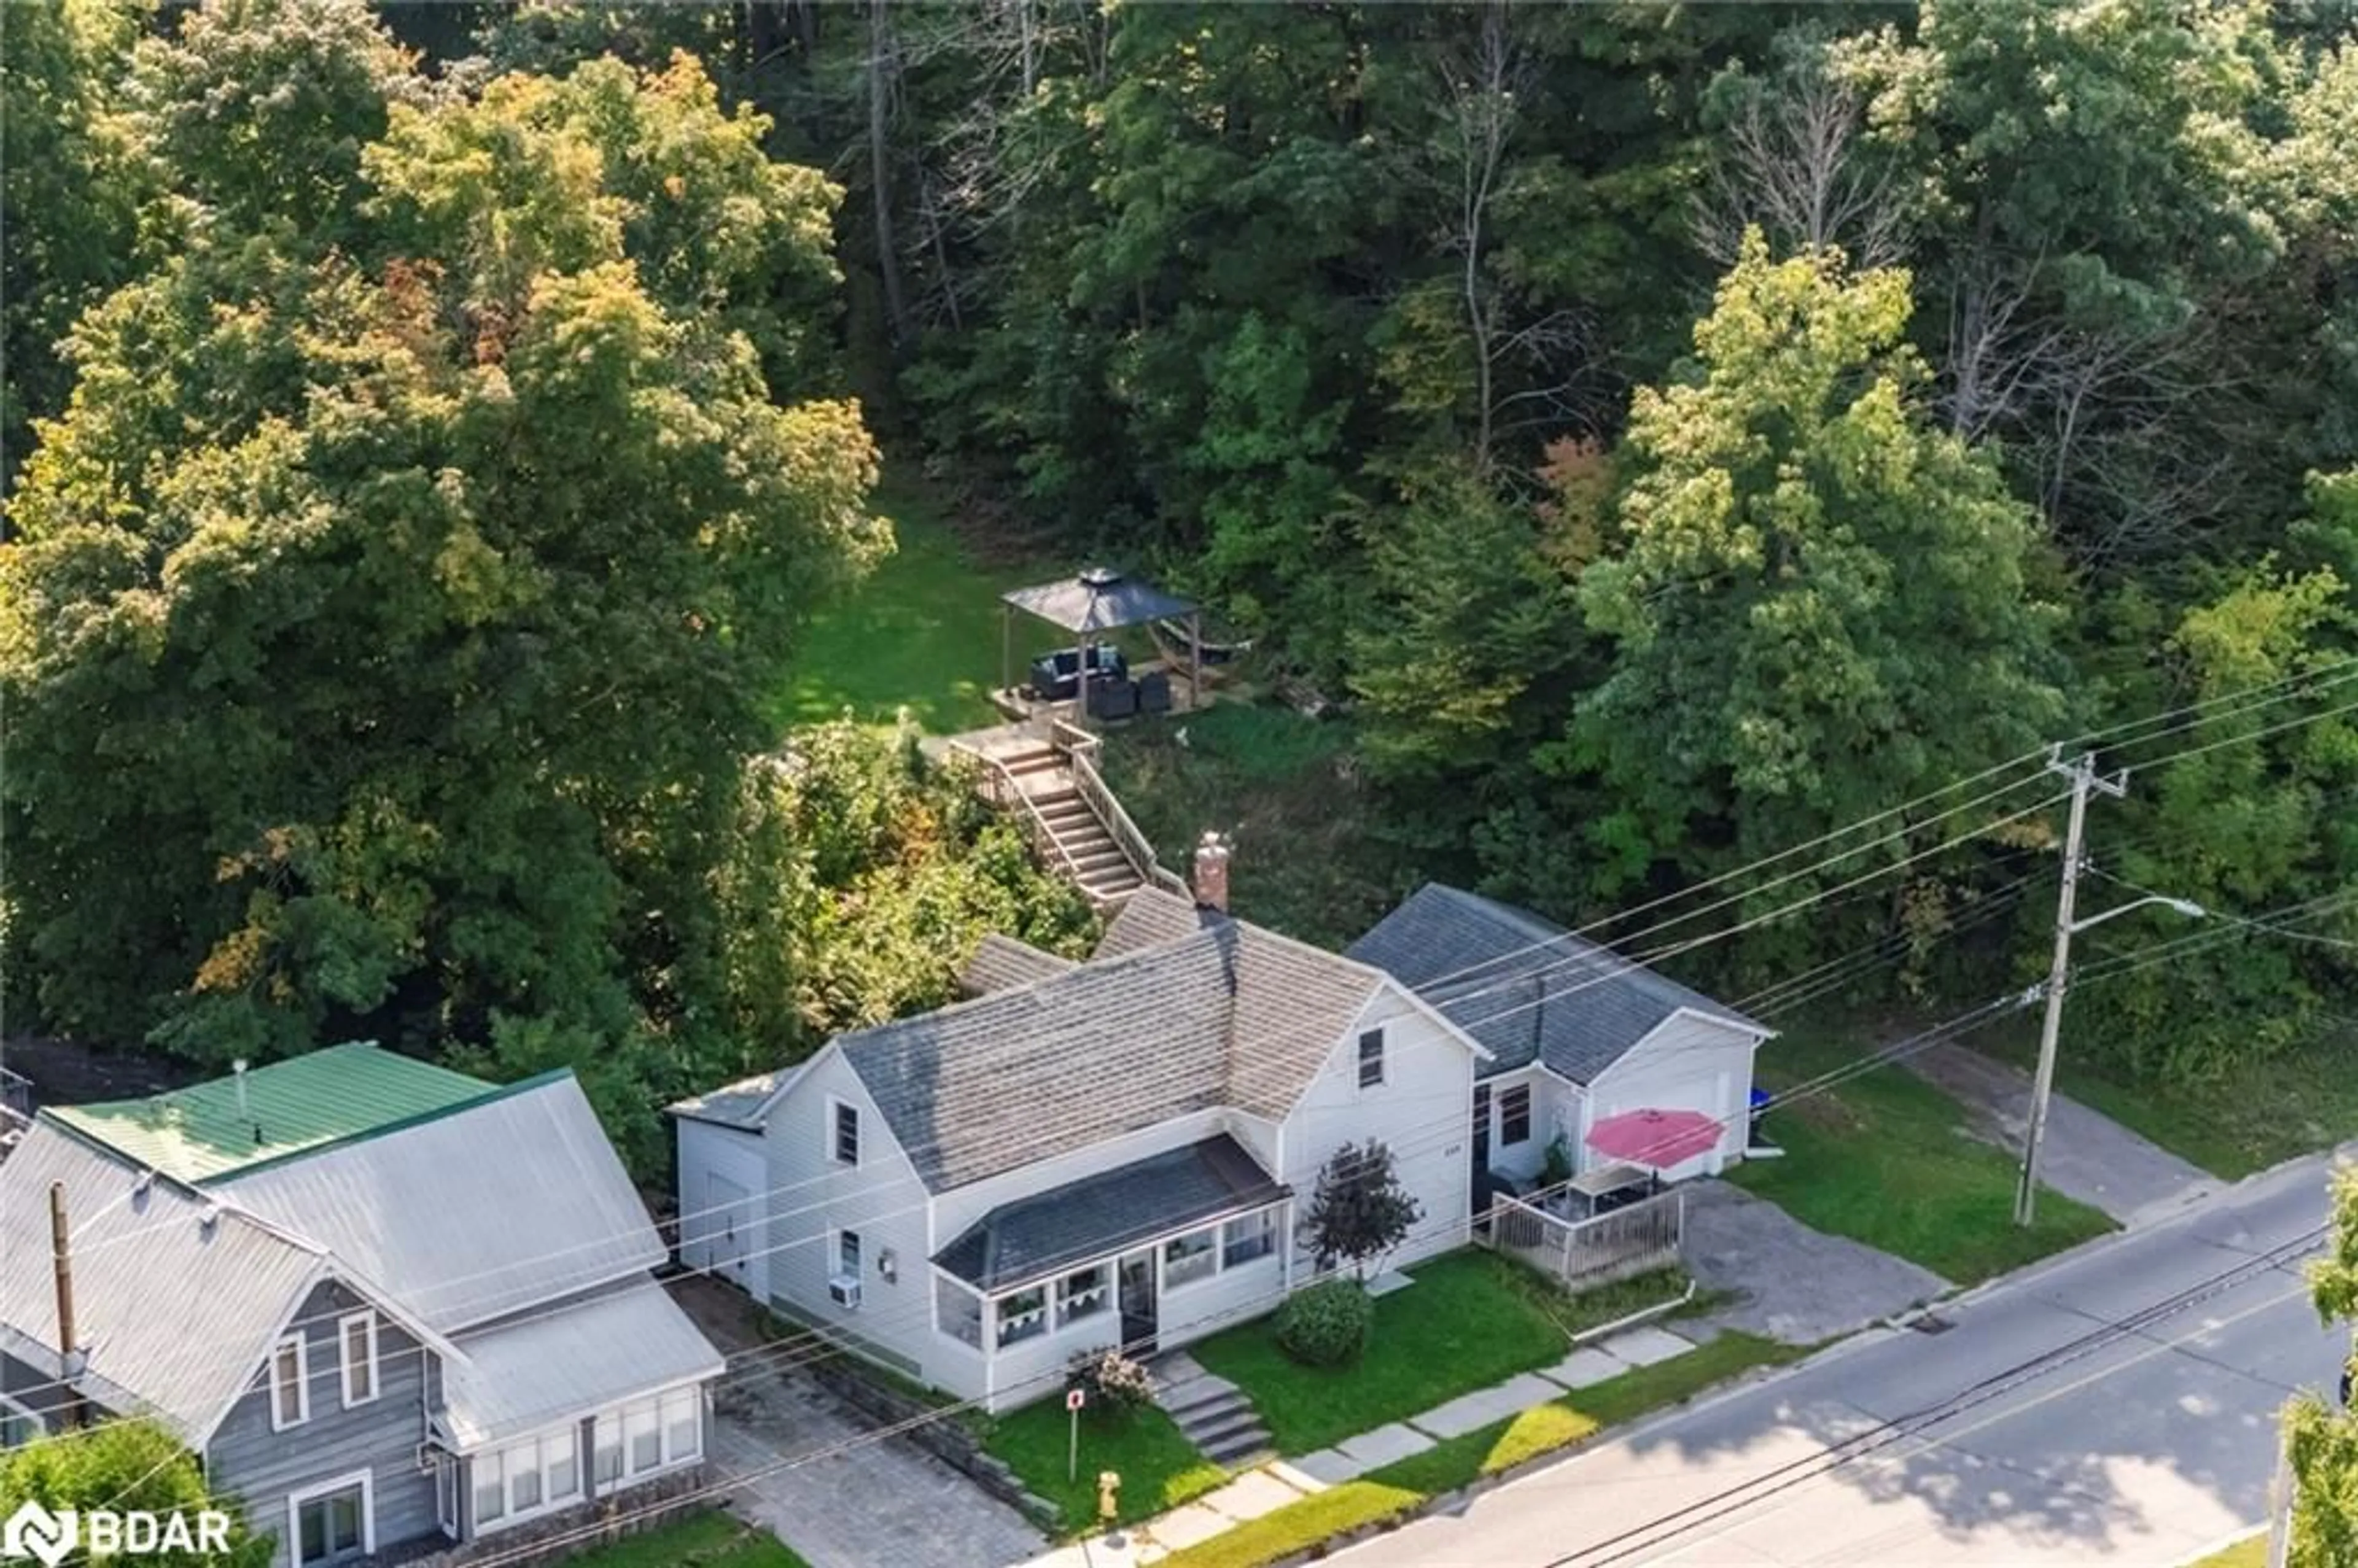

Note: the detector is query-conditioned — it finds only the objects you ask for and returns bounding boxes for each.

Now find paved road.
[1342,1153,2346,1568]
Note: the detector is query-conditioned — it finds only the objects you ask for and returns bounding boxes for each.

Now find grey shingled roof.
[960,933,1079,997]
[840,890,1387,1192]
[1092,888,1220,960]
[934,1134,1287,1290]
[1345,884,1768,1085]
[669,1066,801,1130]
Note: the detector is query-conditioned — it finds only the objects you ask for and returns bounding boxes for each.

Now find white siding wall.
[674,1120,769,1303]
[759,1050,936,1382]
[1476,1067,1560,1184]
[1281,984,1478,1274]
[1583,1013,1764,1181]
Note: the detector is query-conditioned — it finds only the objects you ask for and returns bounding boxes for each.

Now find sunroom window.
[1056,1265,1110,1327]
[1163,1227,1218,1289]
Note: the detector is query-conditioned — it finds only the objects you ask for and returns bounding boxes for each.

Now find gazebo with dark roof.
[1000,567,1200,722]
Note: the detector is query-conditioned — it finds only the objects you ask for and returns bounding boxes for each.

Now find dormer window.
[1357,1028,1385,1089]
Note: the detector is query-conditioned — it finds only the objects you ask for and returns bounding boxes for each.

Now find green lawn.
[571,1511,811,1568]
[1156,1333,1800,1568]
[1098,700,1405,950]
[1186,1251,1574,1456]
[1730,1032,2115,1285]
[769,479,1067,734]
[2185,1534,2266,1568]
[980,1397,1226,1537]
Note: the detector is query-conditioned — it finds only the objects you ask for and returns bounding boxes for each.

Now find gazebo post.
[1000,602,1013,707]
[1188,608,1203,712]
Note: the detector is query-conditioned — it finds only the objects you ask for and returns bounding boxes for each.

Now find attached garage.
[669,1071,797,1305]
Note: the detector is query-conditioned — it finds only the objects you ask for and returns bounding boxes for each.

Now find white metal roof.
[220,1077,666,1333]
[0,1120,324,1445]
[437,1279,723,1451]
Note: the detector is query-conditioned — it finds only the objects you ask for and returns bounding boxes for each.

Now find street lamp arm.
[2063,894,2205,937]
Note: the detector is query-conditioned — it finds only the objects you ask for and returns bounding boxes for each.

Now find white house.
[1346,884,1775,1201]
[671,881,1488,1414]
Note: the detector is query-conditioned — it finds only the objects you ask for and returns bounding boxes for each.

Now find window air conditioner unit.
[828,1276,862,1310]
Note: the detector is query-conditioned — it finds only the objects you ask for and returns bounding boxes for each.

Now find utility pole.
[2015,748,2204,1227]
[50,1181,85,1428]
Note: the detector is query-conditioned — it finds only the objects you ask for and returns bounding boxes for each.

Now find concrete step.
[1200,1429,1274,1469]
[1160,1382,1248,1422]
[1178,1407,1269,1453]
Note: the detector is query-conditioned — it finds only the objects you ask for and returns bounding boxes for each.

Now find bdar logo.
[1,1500,75,1568]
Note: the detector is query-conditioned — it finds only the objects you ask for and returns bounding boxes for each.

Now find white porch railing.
[1485,1185,1684,1291]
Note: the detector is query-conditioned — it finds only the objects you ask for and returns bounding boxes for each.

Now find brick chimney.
[1192,831,1231,912]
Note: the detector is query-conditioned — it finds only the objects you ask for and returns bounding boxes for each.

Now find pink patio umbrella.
[1585,1108,1724,1171]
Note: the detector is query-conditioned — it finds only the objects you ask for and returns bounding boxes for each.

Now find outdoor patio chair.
[1137,669,1173,714]
[1088,678,1140,721]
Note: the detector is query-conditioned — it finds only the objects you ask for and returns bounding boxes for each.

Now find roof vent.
[1078,565,1122,588]
[233,1058,250,1119]
[198,1203,222,1237]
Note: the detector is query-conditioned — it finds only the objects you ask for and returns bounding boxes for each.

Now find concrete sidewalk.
[1016,1322,1708,1567]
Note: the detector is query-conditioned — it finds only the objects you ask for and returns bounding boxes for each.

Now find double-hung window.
[1500,1084,1532,1146]
[831,1100,860,1166]
[1357,1028,1385,1089]
[1221,1209,1278,1268]
[835,1229,862,1283]
[936,1278,984,1347]
[270,1333,309,1430]
[477,1427,583,1531]
[338,1311,378,1408]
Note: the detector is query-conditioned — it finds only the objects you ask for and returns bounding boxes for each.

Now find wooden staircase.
[948,723,1186,910]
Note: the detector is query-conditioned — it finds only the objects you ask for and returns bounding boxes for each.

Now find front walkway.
[1904,1042,2219,1227]
[1015,1320,1712,1568]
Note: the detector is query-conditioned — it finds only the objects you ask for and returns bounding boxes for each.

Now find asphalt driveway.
[1681,1179,1950,1345]
[676,1278,1046,1568]
[1905,1042,2219,1227]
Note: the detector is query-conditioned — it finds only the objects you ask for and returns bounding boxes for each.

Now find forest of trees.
[4,0,2356,1157]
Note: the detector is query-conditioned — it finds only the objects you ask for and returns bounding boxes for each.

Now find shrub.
[1274,1278,1374,1368]
[1066,1346,1156,1418]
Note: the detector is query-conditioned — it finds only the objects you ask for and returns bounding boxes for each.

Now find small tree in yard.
[1302,1140,1423,1280]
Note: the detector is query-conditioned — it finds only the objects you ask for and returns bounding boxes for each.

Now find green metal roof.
[49,1042,496,1184]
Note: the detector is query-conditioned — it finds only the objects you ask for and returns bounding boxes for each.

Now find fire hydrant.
[1097,1470,1122,1532]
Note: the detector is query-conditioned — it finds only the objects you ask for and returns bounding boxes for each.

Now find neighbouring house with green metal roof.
[0,1045,723,1568]
[48,1042,494,1184]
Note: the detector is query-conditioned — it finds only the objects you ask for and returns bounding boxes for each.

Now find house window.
[289,1473,370,1567]
[831,1100,859,1166]
[936,1277,984,1347]
[996,1286,1048,1346]
[662,1388,699,1464]
[1163,1226,1218,1289]
[1056,1264,1110,1327]
[1357,1028,1385,1089]
[547,1427,582,1501]
[1473,1084,1492,1138]
[1500,1084,1532,1146]
[1222,1209,1278,1268]
[338,1311,378,1408]
[835,1229,862,1284]
[435,1457,458,1537]
[593,1415,623,1486]
[0,1395,39,1450]
[270,1333,309,1430]
[473,1450,506,1526]
[594,1387,702,1488]
[626,1402,662,1474]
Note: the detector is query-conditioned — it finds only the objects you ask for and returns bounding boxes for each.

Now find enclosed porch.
[928,1135,1291,1412]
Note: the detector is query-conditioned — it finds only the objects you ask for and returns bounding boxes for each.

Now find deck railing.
[1486,1185,1684,1291]
[945,741,1089,886]
[1049,722,1189,899]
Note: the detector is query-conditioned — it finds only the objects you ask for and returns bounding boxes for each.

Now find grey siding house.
[0,1046,723,1568]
